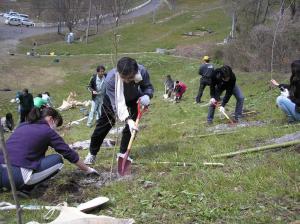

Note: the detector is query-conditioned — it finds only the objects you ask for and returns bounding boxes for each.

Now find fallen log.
[212,140,300,158]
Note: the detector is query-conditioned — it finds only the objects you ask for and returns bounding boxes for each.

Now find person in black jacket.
[207,65,244,124]
[271,60,300,122]
[19,88,34,123]
[195,56,214,103]
[84,57,154,165]
[86,65,107,127]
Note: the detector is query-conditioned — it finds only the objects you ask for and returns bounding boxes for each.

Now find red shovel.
[118,100,147,176]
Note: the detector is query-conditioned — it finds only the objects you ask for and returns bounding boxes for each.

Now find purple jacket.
[0,120,79,170]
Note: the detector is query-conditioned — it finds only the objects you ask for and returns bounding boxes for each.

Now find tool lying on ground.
[118,100,147,176]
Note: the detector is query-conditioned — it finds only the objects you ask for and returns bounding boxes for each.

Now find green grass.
[18,0,230,56]
[1,0,299,223]
[0,53,299,224]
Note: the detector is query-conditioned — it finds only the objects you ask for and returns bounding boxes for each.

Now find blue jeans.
[207,84,244,122]
[0,154,63,191]
[276,96,300,122]
[87,97,103,125]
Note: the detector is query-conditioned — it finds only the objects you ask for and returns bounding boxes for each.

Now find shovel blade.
[117,157,131,176]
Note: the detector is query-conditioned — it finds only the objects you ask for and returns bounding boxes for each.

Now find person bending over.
[271,60,300,123]
[0,107,98,196]
[84,57,154,165]
[207,65,244,124]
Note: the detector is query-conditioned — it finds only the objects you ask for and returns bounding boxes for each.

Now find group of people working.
[164,56,244,123]
[0,55,299,196]
[0,57,153,196]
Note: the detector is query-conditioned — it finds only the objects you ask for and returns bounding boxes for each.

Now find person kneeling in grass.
[271,60,300,123]
[0,107,98,196]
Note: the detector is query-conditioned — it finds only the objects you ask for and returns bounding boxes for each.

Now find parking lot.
[0,17,57,41]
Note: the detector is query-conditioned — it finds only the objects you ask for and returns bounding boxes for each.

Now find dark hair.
[23,88,28,94]
[44,91,50,96]
[5,113,14,131]
[117,57,138,77]
[176,80,179,84]
[204,59,210,63]
[215,65,234,80]
[37,93,42,98]
[28,107,63,127]
[96,65,105,72]
[289,60,300,105]
[166,75,171,79]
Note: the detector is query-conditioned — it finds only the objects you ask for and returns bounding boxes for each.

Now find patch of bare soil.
[0,61,65,90]
[207,121,266,133]
[173,43,215,59]
[267,131,300,144]
[40,169,133,203]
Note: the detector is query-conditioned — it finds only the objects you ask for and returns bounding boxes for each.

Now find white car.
[5,17,22,26]
[21,18,34,27]
[3,11,19,18]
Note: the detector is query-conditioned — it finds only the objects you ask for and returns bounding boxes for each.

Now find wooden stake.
[134,161,224,167]
[0,127,22,224]
[212,140,300,159]
[185,131,236,138]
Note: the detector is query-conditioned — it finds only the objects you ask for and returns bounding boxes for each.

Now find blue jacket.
[0,120,79,170]
[105,64,154,112]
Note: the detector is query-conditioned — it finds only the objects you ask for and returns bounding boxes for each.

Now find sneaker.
[86,123,93,128]
[207,120,213,125]
[84,153,96,165]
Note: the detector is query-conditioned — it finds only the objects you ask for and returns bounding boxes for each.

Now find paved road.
[0,0,160,41]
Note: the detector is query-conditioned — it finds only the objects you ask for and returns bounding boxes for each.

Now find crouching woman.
[0,107,98,194]
[272,60,300,123]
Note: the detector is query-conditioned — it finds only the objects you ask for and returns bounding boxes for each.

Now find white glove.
[219,106,225,113]
[139,95,150,106]
[280,89,289,98]
[210,98,217,105]
[127,119,138,134]
[85,167,100,176]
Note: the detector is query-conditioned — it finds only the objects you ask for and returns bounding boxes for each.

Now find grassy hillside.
[18,0,229,56]
[1,0,299,223]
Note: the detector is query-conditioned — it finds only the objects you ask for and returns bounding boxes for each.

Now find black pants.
[195,78,210,103]
[20,109,31,123]
[90,95,138,155]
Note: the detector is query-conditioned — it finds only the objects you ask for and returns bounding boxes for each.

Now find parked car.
[18,14,29,19]
[3,11,19,18]
[5,17,22,26]
[21,18,34,27]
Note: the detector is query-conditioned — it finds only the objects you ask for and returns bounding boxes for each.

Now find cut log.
[212,140,300,158]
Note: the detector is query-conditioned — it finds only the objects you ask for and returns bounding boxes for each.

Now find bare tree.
[30,0,48,21]
[106,0,130,65]
[50,0,88,33]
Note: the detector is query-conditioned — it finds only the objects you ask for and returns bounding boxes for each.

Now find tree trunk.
[86,0,92,44]
[0,127,22,224]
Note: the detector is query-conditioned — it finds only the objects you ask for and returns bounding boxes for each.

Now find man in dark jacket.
[86,65,107,127]
[207,65,244,124]
[195,56,214,103]
[19,88,34,122]
[84,57,154,165]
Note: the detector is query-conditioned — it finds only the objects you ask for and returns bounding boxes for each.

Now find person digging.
[207,65,244,124]
[84,57,154,168]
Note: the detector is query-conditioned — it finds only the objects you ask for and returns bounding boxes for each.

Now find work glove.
[210,98,217,105]
[85,167,100,176]
[139,95,150,107]
[219,106,225,113]
[280,89,289,98]
[127,118,138,135]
